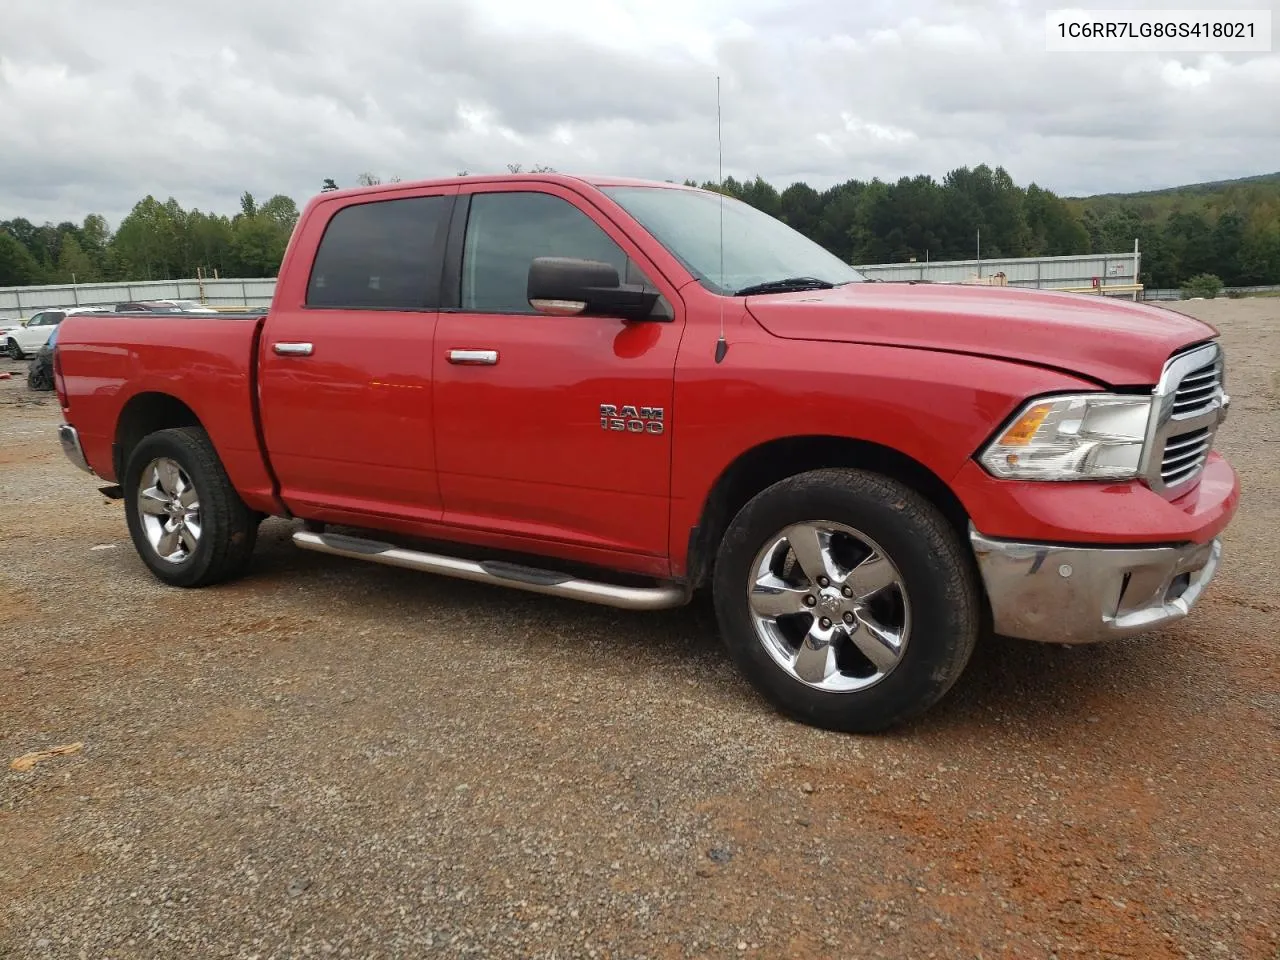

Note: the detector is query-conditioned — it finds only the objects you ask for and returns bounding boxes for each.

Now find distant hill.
[1072,171,1280,202]
[1068,172,1280,224]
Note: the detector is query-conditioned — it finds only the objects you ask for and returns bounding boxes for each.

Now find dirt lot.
[1,299,1277,960]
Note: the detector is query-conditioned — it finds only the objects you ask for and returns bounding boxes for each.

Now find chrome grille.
[1161,427,1212,487]
[1142,342,1228,498]
[1170,359,1222,417]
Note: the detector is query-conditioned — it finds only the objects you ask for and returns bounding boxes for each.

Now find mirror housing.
[527,257,661,321]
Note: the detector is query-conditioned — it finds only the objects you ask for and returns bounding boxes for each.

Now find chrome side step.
[292,530,690,611]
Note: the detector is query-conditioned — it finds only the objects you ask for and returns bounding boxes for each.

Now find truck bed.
[55,311,282,514]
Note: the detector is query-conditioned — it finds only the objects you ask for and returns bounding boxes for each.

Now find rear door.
[257,185,459,526]
[432,184,685,561]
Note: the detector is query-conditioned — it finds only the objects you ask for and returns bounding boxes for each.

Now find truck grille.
[1144,343,1228,498]
[1170,358,1222,417]
[1161,427,1212,487]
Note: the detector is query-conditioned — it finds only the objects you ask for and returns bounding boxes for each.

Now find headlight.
[979,394,1152,480]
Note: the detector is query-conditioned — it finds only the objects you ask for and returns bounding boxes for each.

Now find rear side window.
[307,195,452,310]
[460,192,640,314]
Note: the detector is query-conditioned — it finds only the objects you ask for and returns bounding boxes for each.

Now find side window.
[25,313,44,326]
[306,195,452,310]
[48,313,65,325]
[460,192,651,314]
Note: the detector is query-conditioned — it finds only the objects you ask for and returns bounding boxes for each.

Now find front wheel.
[712,468,980,733]
[5,339,23,360]
[122,426,259,587]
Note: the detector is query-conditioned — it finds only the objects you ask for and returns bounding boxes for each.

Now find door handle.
[273,342,314,356]
[447,349,498,365]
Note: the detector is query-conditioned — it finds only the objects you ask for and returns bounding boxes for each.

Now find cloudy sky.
[2,0,1278,226]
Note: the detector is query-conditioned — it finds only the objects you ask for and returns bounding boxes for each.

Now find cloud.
[0,0,1277,226]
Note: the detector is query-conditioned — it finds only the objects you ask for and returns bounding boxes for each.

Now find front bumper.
[970,526,1222,645]
[58,423,94,475]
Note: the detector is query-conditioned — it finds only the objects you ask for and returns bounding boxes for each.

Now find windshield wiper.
[733,277,836,296]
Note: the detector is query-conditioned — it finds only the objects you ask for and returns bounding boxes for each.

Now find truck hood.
[745,282,1217,386]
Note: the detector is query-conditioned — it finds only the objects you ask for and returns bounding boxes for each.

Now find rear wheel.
[123,427,259,587]
[712,468,979,733]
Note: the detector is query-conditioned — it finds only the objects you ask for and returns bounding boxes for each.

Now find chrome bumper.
[970,526,1222,645]
[58,423,93,475]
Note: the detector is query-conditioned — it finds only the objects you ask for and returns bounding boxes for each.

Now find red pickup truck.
[52,174,1239,732]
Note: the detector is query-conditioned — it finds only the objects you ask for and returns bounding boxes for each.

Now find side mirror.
[527,257,661,321]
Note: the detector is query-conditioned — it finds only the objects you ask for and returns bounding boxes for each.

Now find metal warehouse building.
[852,249,1143,299]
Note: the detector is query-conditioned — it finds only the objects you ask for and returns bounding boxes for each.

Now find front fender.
[667,328,1099,576]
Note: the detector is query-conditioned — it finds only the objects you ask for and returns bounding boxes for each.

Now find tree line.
[691,166,1280,288]
[2,165,1278,291]
[0,191,300,288]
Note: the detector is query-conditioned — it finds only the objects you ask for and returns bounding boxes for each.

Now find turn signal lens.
[998,403,1054,446]
[980,394,1153,481]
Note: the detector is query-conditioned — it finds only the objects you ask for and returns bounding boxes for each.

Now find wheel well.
[685,435,971,590]
[114,393,202,479]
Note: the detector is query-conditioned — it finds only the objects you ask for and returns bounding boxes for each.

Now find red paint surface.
[54,173,1240,582]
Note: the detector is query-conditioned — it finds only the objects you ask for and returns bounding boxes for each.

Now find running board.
[291,530,690,611]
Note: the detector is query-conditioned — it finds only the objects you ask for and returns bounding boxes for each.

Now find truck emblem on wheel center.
[600,404,665,435]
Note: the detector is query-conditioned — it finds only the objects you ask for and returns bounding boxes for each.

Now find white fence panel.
[0,277,278,316]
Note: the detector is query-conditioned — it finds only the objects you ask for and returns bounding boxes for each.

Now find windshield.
[601,185,865,295]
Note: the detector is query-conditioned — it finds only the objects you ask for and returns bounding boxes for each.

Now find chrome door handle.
[447,349,498,365]
[273,342,314,356]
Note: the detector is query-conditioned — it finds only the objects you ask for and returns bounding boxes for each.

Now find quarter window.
[307,195,452,310]
[460,192,650,314]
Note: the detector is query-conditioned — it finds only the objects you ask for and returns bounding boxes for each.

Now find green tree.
[1026,184,1089,255]
[0,231,42,286]
[738,176,781,220]
[1181,273,1223,299]
[55,233,101,283]
[259,194,300,232]
[1212,210,1246,285]
[1165,211,1215,282]
[777,182,823,238]
[1,218,41,264]
[113,196,181,279]
[186,211,235,277]
[1238,224,1280,284]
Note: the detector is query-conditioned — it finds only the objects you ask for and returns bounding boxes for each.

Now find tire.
[27,353,53,391]
[711,468,979,733]
[122,426,259,588]
[5,338,23,360]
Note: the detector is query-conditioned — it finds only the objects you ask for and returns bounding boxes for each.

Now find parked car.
[165,299,219,314]
[1,317,27,341]
[114,299,218,314]
[5,306,111,359]
[51,173,1239,733]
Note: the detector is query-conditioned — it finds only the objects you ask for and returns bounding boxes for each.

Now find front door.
[433,185,684,561]
[257,187,457,526]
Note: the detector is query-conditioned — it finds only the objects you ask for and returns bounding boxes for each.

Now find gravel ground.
[1,299,1277,960]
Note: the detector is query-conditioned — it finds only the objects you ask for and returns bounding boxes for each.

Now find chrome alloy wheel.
[747,521,911,693]
[136,457,202,563]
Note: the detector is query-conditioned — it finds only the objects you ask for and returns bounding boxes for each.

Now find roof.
[314,172,701,203]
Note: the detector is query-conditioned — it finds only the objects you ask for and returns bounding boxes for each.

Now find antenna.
[714,75,728,364]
